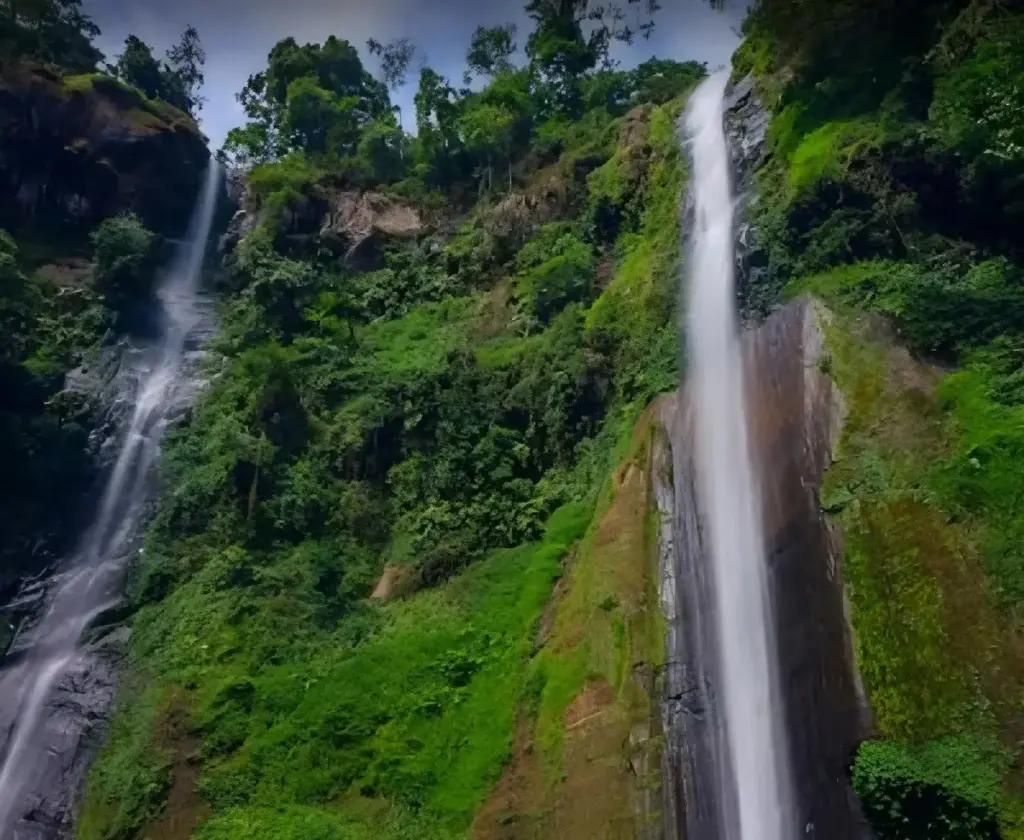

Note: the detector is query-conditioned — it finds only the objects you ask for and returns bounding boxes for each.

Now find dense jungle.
[1,0,1024,838]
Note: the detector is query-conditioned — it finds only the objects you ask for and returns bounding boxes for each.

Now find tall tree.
[465,23,518,82]
[366,36,416,129]
[413,67,461,185]
[114,35,165,101]
[525,0,661,110]
[166,24,206,115]
[458,102,515,193]
[222,36,386,165]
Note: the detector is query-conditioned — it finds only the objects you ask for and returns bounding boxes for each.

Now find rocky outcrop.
[0,63,209,235]
[724,74,775,322]
[319,190,424,270]
[654,298,872,840]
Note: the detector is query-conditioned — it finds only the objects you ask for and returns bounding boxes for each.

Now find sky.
[81,0,747,149]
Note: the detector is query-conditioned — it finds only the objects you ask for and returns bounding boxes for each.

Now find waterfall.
[683,71,795,839]
[0,163,220,836]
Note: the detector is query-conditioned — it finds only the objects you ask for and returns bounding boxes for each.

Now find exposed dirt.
[471,717,550,840]
[564,680,615,731]
[144,691,209,840]
[473,408,664,840]
[372,565,407,598]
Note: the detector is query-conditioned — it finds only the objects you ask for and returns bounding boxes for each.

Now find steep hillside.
[78,10,704,839]
[733,0,1024,836]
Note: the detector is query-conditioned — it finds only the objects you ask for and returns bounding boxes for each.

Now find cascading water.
[0,162,220,838]
[684,71,795,839]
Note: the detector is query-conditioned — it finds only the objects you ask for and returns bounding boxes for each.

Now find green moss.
[62,72,102,95]
[529,407,663,780]
[249,155,325,196]
[787,118,885,193]
[817,307,1024,833]
[61,71,196,134]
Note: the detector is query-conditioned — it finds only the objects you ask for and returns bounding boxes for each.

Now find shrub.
[513,226,594,324]
[90,214,158,313]
[853,737,1006,840]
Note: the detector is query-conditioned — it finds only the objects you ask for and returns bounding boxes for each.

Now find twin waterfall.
[0,164,220,838]
[0,71,852,840]
[682,71,795,838]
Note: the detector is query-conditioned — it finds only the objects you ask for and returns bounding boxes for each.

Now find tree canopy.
[223,36,389,166]
[111,27,207,116]
[0,0,102,72]
[466,24,519,82]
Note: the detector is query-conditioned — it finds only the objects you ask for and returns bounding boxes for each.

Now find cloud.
[81,0,743,149]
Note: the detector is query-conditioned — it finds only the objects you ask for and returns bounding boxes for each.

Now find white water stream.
[684,71,795,840]
[0,163,220,836]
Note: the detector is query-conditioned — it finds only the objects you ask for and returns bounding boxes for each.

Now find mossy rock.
[0,61,209,235]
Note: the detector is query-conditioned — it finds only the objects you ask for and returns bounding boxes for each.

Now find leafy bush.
[90,214,158,313]
[513,226,594,324]
[359,245,457,320]
[930,22,1024,167]
[790,258,1024,355]
[853,738,1006,840]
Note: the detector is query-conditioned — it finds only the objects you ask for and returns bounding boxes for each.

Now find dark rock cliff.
[0,63,209,235]
[655,298,873,839]
[724,74,776,323]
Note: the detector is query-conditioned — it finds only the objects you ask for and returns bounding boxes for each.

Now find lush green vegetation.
[741,0,1024,835]
[1,0,206,119]
[0,0,102,73]
[80,3,700,836]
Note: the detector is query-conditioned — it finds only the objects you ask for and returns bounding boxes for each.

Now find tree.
[90,214,157,312]
[282,76,361,154]
[166,25,206,114]
[0,0,102,72]
[358,119,407,182]
[458,102,515,192]
[223,36,386,163]
[220,122,275,168]
[466,24,518,82]
[366,36,416,129]
[114,35,164,101]
[111,30,206,116]
[525,0,661,112]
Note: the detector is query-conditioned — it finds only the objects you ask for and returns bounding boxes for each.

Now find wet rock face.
[745,299,872,839]
[654,298,872,840]
[0,63,209,235]
[0,297,217,839]
[1,630,125,840]
[724,75,775,323]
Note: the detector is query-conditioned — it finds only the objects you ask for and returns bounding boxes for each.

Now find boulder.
[319,190,423,270]
[0,63,210,236]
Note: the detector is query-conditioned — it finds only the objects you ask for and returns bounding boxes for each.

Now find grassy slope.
[78,89,689,840]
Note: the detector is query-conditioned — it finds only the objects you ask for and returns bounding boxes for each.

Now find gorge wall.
[654,297,872,840]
